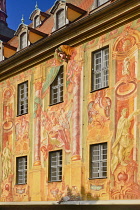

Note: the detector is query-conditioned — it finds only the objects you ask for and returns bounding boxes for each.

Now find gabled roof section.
[40,12,50,19]
[2,42,17,59]
[28,27,48,37]
[66,0,94,12]
[8,36,18,48]
[3,42,17,50]
[66,3,87,15]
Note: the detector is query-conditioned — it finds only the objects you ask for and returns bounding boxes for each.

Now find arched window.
[34,15,40,28]
[56,9,65,29]
[20,32,27,49]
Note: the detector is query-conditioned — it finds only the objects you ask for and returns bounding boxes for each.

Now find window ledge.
[16,112,28,117]
[49,101,64,106]
[15,183,27,186]
[90,86,109,93]
[88,177,107,180]
[48,180,62,183]
[90,0,111,14]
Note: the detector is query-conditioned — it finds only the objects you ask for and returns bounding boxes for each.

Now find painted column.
[34,81,42,166]
[72,72,81,161]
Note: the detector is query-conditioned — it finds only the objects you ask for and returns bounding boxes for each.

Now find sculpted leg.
[118,145,127,166]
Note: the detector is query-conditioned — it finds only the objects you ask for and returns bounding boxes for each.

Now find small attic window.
[91,0,109,10]
[97,0,109,6]
[34,15,40,28]
[56,9,65,29]
[20,32,27,49]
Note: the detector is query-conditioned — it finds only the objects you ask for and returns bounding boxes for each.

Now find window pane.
[90,143,107,179]
[34,15,40,28]
[49,150,62,182]
[20,32,27,49]
[56,9,65,29]
[97,0,108,6]
[50,67,63,105]
[92,47,109,91]
[16,156,27,185]
[18,81,28,115]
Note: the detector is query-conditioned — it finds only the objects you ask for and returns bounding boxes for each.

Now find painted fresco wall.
[0,18,140,202]
[83,19,140,200]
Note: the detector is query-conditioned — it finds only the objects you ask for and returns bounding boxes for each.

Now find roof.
[1,0,118,54]
[0,21,15,42]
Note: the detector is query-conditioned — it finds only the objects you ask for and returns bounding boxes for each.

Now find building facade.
[0,0,140,207]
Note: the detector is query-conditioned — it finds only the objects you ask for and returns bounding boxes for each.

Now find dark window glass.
[91,47,109,91]
[18,81,28,116]
[90,143,107,179]
[49,150,62,182]
[16,156,27,185]
[50,67,63,105]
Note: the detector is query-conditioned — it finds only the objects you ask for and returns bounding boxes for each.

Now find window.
[97,0,109,6]
[90,143,107,179]
[34,15,40,28]
[50,67,63,105]
[20,32,27,49]
[16,156,27,185]
[49,150,62,182]
[18,81,28,116]
[91,47,109,91]
[56,9,65,29]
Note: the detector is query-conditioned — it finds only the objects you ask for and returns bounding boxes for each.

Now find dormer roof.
[30,9,50,21]
[30,8,41,21]
[14,23,28,36]
[50,0,66,14]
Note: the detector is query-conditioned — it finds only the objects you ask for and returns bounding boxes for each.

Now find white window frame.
[90,143,107,179]
[18,81,28,116]
[50,67,63,105]
[49,150,62,182]
[91,47,109,91]
[16,156,27,185]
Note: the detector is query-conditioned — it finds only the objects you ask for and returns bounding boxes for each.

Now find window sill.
[15,183,27,186]
[90,86,109,93]
[49,101,64,106]
[89,177,107,180]
[90,0,111,14]
[48,180,62,183]
[16,112,28,117]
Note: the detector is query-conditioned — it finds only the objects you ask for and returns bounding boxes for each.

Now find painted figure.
[122,57,130,76]
[2,142,12,180]
[88,91,111,127]
[111,108,140,173]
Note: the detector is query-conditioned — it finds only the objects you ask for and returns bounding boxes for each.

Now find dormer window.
[97,0,109,6]
[91,0,109,10]
[34,15,40,28]
[15,17,29,51]
[56,9,65,29]
[20,32,27,49]
[50,1,86,32]
[30,4,50,29]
